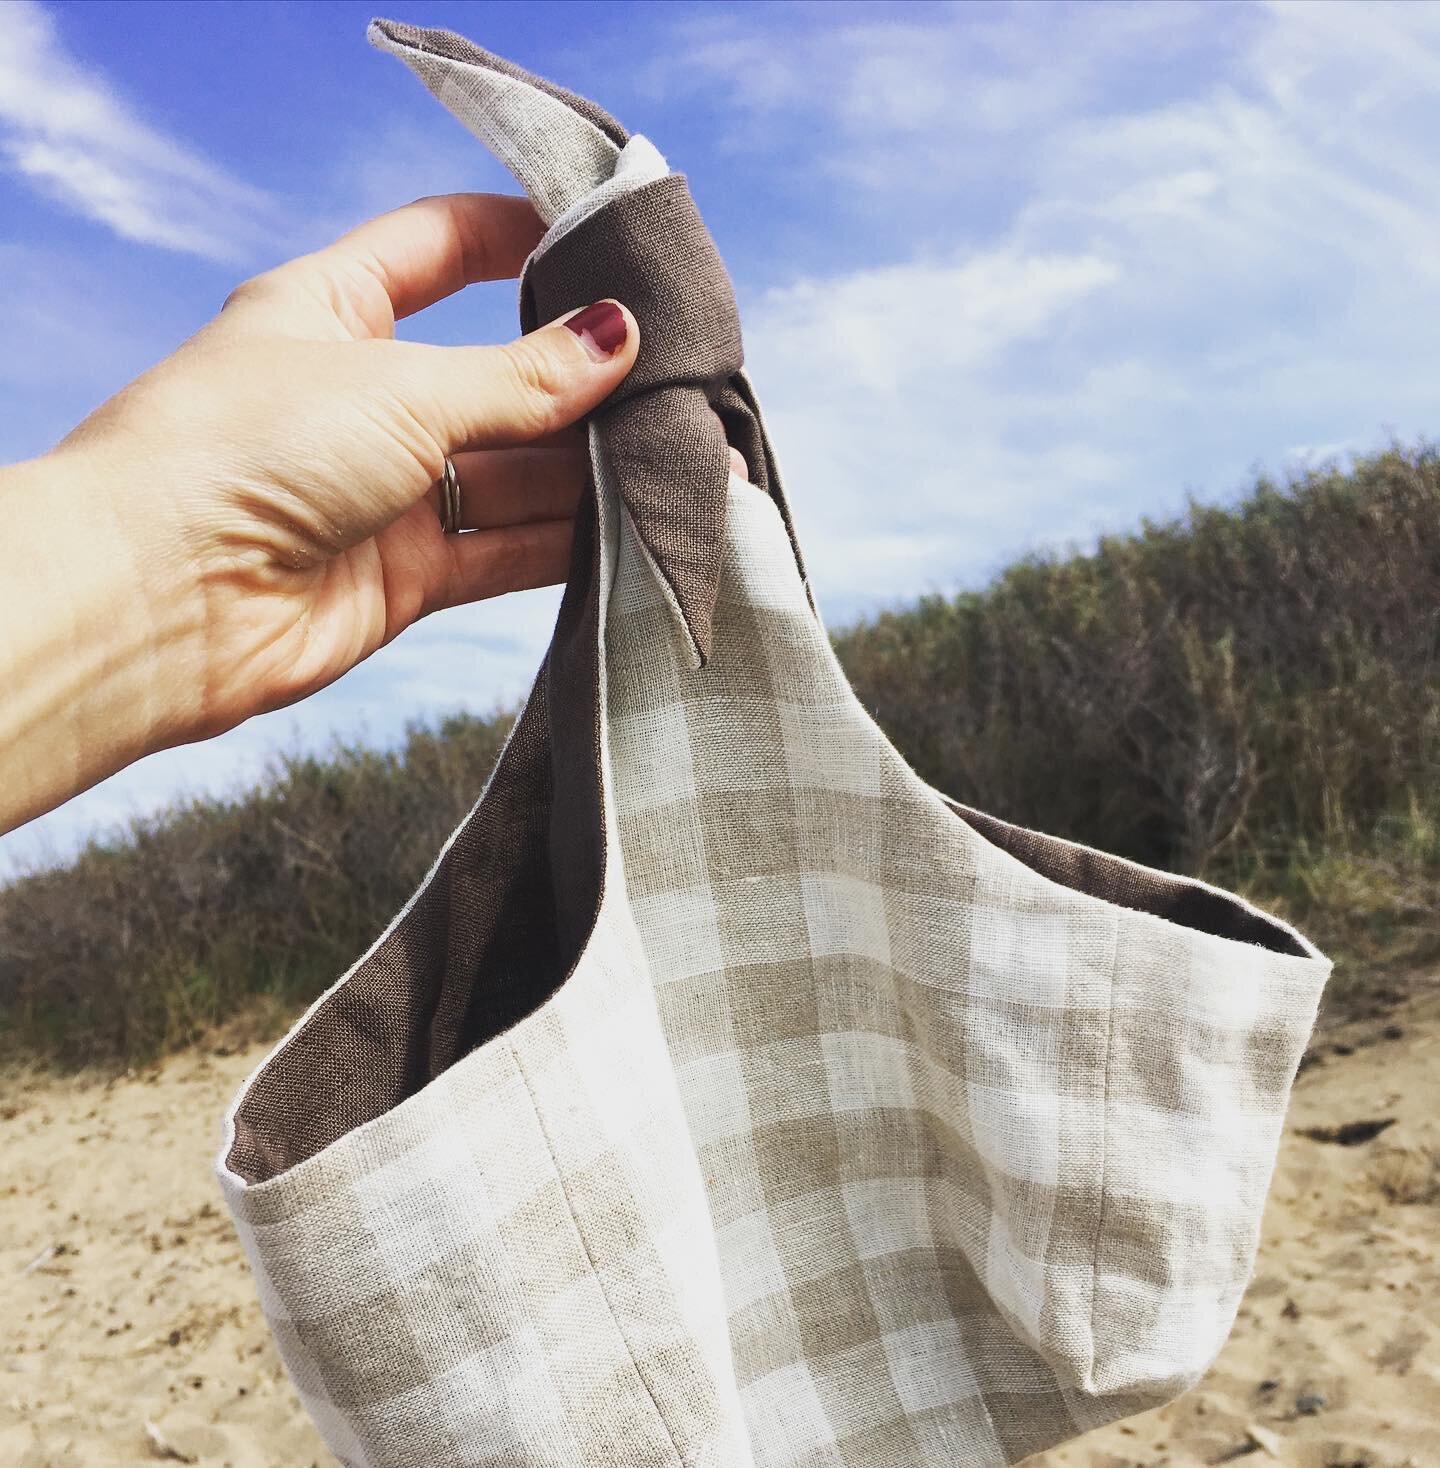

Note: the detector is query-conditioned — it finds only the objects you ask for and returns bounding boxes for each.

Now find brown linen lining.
[522,173,787,663]
[948,800,1307,956]
[226,35,790,1184]
[226,501,604,1184]
[374,17,802,660]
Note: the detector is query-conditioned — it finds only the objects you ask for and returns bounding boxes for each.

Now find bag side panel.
[217,445,752,1468]
[608,482,1329,1467]
[220,914,739,1468]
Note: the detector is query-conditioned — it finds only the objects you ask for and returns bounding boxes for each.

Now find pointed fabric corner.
[367,17,797,666]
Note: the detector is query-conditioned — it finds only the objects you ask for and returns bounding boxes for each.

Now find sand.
[3,988,1436,1468]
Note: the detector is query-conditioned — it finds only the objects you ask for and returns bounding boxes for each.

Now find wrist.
[0,446,207,835]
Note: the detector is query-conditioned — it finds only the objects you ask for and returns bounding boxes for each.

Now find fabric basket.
[216,21,1332,1468]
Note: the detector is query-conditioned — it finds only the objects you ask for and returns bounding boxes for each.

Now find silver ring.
[436,456,462,535]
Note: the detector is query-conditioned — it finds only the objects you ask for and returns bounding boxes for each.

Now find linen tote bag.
[216,21,1332,1468]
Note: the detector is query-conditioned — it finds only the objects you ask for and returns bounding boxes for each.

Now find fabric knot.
[369,14,804,666]
[521,175,766,666]
[521,174,743,402]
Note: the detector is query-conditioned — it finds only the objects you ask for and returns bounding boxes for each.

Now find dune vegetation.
[2,441,1436,1067]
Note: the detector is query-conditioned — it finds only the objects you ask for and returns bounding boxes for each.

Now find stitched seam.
[511,1044,689,1468]
[1085,910,1122,1394]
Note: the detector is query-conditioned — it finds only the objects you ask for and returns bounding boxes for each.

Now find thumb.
[384,300,638,456]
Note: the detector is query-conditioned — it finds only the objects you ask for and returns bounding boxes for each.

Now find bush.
[3,440,1437,1068]
[835,439,1440,978]
[0,713,511,1066]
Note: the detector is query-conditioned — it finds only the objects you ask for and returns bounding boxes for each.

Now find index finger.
[280,193,547,337]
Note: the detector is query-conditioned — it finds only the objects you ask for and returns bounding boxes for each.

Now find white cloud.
[752,250,1120,400]
[0,0,279,260]
[744,246,1126,594]
[711,0,1440,607]
[658,0,1229,193]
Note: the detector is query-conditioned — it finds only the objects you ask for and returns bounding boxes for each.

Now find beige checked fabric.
[216,23,1331,1468]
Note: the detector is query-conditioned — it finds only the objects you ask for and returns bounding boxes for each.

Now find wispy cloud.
[655,0,1231,199]
[744,246,1126,596]
[703,0,1440,604]
[0,0,280,261]
[752,250,1120,400]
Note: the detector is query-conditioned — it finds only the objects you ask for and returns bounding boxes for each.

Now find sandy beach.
[2,985,1436,1468]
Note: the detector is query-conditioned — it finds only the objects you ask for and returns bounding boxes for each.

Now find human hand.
[66,192,637,735]
[0,192,742,835]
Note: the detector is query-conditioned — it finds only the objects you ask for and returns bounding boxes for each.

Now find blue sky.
[3,0,1438,875]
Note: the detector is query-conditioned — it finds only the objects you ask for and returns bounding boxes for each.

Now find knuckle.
[220,273,268,313]
[353,341,448,479]
[499,339,569,437]
[220,265,312,321]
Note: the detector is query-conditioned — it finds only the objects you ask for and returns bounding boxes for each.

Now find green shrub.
[3,440,1437,1068]
[0,713,512,1066]
[834,439,1440,979]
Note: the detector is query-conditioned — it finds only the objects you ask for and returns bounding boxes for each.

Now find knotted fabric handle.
[523,174,769,662]
[370,18,802,665]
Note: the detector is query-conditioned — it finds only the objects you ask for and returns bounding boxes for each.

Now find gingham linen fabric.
[216,24,1331,1468]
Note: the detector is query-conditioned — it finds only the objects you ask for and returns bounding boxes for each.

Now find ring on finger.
[435,456,462,535]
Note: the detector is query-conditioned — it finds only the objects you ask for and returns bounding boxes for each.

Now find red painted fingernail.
[564,301,628,361]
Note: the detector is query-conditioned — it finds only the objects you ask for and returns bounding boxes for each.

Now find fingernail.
[564,301,628,362]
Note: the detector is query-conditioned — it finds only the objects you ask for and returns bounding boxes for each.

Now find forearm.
[0,449,205,836]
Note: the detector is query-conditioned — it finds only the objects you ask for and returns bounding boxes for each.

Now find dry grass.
[3,441,1438,1068]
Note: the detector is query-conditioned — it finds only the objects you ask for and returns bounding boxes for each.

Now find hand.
[69,193,636,732]
[0,192,742,836]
